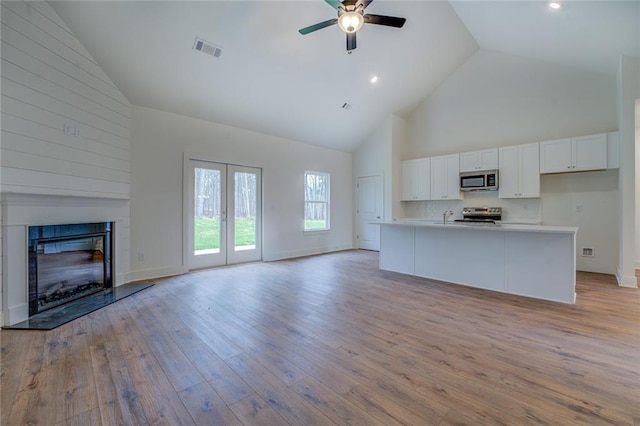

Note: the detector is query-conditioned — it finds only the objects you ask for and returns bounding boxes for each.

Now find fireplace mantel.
[1,192,131,325]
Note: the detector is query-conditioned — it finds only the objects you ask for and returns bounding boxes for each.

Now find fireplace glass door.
[28,222,113,316]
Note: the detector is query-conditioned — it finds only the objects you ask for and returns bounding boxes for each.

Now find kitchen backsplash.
[401,192,542,223]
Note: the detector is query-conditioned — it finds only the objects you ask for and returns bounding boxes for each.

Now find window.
[304,171,330,231]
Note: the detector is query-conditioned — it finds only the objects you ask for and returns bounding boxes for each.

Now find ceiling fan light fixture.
[549,1,561,9]
[338,11,364,33]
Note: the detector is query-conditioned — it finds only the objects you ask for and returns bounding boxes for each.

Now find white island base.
[380,222,578,304]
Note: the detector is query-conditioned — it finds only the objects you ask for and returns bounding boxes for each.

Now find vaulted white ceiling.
[49,1,639,152]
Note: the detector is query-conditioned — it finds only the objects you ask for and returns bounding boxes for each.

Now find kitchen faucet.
[443,210,454,224]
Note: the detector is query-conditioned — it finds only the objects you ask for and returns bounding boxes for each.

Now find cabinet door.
[430,156,448,199]
[519,143,540,198]
[607,131,619,169]
[498,146,520,198]
[460,149,498,172]
[459,152,479,172]
[401,160,418,201]
[417,158,431,200]
[445,154,461,199]
[479,149,498,170]
[573,133,607,171]
[499,143,539,199]
[540,138,572,174]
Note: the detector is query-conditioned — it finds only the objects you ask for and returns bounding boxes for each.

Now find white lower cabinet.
[380,223,577,304]
[499,142,539,198]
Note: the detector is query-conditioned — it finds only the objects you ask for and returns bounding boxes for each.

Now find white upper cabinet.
[459,148,499,172]
[430,154,462,200]
[607,131,619,169]
[499,142,540,199]
[401,158,430,201]
[540,133,607,174]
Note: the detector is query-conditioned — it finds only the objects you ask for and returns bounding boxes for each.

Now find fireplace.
[28,222,113,316]
[1,193,130,326]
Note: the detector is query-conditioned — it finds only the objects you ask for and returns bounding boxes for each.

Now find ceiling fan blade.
[324,0,342,10]
[299,18,338,35]
[346,32,356,51]
[359,0,373,9]
[364,14,406,28]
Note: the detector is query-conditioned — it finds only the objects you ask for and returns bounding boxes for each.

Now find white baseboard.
[6,303,28,326]
[264,244,354,262]
[123,246,354,282]
[124,266,186,283]
[616,267,638,288]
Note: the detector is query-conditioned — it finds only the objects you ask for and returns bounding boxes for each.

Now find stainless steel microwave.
[460,170,499,191]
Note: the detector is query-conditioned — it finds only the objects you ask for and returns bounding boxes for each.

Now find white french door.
[187,159,262,270]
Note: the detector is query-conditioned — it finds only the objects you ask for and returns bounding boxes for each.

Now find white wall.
[406,50,617,157]
[353,116,392,221]
[541,170,619,274]
[353,114,407,230]
[617,56,639,286]
[404,49,619,274]
[0,1,132,321]
[129,106,353,281]
[391,115,407,219]
[636,99,640,270]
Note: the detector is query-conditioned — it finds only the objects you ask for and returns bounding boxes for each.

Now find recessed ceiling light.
[370,75,379,84]
[549,1,561,9]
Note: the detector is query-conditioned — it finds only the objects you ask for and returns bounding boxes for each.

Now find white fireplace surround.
[1,193,130,326]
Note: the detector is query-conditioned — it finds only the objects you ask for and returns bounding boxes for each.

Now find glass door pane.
[227,165,262,264]
[189,161,226,269]
[233,172,256,251]
[194,167,221,255]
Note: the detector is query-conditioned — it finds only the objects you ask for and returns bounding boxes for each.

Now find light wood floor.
[2,250,639,425]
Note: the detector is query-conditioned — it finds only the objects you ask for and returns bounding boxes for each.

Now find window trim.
[304,171,330,232]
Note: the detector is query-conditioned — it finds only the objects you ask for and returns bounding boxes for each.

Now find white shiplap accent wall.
[1,1,131,197]
[1,1,132,323]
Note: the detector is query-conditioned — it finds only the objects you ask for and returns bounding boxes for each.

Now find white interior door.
[187,160,262,270]
[357,174,383,251]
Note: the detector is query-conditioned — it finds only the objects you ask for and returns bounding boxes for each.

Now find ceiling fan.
[299,0,406,53]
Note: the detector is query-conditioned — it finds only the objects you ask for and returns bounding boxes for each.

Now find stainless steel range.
[454,207,502,224]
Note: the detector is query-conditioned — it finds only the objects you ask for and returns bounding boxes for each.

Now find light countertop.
[380,219,578,234]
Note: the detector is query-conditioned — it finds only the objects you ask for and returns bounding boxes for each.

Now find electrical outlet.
[581,247,594,257]
[138,251,145,261]
[575,205,582,212]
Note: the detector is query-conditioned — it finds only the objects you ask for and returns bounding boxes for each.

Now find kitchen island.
[380,221,578,303]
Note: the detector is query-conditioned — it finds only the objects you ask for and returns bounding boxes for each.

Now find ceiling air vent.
[193,37,222,58]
